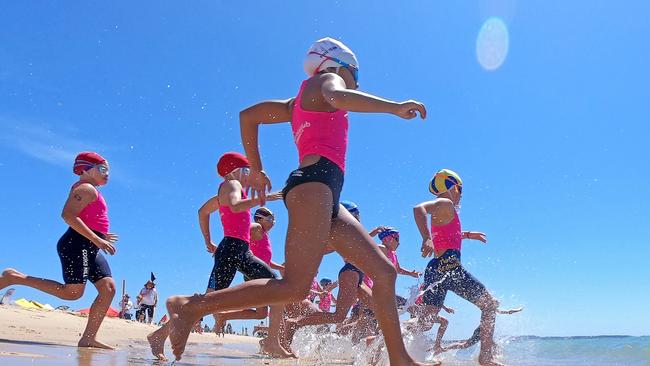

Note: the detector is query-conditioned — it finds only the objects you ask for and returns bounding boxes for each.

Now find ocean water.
[1,333,648,365]
[291,329,650,366]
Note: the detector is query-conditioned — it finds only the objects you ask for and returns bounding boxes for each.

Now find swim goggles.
[309,51,359,82]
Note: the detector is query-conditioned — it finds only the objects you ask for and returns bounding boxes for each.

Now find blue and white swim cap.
[304,37,359,77]
[378,227,399,240]
[340,200,359,215]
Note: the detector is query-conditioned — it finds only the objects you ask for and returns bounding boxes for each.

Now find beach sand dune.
[0,305,283,365]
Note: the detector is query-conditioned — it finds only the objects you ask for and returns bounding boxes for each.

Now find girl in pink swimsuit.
[148,152,286,361]
[0,152,118,350]
[413,169,502,365]
[164,37,432,366]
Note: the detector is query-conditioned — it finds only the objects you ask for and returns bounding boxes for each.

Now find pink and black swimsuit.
[282,79,349,218]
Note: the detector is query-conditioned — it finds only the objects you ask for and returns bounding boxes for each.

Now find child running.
[286,201,375,342]
[163,37,434,365]
[413,169,502,365]
[374,227,420,279]
[214,207,285,332]
[0,152,118,349]
[147,152,288,360]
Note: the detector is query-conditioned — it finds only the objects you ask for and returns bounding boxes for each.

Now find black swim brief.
[282,157,344,219]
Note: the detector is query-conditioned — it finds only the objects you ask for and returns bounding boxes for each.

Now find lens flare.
[476,17,510,71]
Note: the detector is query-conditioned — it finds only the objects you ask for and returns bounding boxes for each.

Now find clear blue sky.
[1,1,648,338]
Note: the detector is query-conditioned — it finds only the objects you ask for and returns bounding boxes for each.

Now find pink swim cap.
[73,151,106,175]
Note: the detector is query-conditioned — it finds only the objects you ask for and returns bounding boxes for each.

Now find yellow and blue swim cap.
[429,169,463,195]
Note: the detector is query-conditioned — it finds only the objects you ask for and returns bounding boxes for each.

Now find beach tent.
[15,298,42,309]
[77,306,120,318]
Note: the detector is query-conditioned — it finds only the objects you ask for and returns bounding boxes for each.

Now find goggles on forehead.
[309,51,359,82]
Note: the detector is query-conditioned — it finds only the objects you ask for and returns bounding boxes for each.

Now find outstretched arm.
[240,99,293,204]
[462,231,488,243]
[321,73,426,119]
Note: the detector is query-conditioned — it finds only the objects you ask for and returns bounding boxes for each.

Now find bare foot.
[147,331,168,361]
[259,337,296,358]
[78,337,116,350]
[0,268,23,290]
[166,295,201,361]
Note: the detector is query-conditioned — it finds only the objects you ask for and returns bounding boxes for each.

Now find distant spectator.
[138,280,158,324]
[119,293,133,320]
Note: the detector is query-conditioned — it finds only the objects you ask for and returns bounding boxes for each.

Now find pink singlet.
[291,80,349,172]
[249,229,272,266]
[386,249,399,267]
[431,210,462,253]
[318,292,334,311]
[73,183,109,234]
[218,182,251,243]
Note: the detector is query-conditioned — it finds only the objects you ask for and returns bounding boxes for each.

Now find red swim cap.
[73,151,107,175]
[217,152,249,177]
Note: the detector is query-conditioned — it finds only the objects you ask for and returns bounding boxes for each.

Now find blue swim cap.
[340,200,359,215]
[378,227,399,240]
[319,278,333,287]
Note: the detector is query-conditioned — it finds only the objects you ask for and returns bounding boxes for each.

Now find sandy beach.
[0,305,286,366]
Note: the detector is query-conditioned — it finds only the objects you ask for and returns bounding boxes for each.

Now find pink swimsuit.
[218,183,251,243]
[386,249,399,267]
[432,211,462,253]
[249,229,273,266]
[291,80,349,172]
[318,292,334,311]
[74,183,109,234]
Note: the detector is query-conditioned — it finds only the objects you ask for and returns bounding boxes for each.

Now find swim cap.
[217,152,249,177]
[304,37,359,77]
[429,169,463,195]
[73,151,106,175]
[319,278,333,287]
[254,207,274,220]
[378,227,399,241]
[340,200,359,215]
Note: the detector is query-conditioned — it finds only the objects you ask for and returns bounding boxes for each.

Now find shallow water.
[1,334,649,365]
[0,338,268,366]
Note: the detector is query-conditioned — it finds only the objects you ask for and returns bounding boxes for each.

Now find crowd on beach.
[0,37,522,366]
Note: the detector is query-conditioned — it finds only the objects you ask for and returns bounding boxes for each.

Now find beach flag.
[78,306,120,317]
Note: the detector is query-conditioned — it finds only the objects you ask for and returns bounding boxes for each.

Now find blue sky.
[1,1,649,338]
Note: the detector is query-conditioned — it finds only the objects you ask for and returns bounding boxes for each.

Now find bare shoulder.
[70,182,98,200]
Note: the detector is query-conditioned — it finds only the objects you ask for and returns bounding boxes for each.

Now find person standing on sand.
[0,151,118,350]
[138,280,158,324]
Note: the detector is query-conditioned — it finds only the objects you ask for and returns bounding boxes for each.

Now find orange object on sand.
[77,306,120,317]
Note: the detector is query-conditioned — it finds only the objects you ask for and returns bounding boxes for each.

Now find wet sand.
[0,305,280,365]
